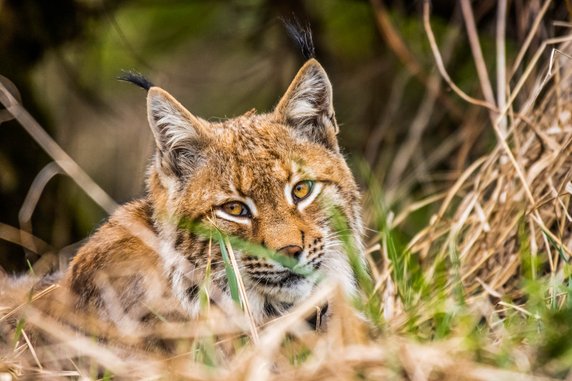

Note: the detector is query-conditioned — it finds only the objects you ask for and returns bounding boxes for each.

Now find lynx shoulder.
[59,57,365,332]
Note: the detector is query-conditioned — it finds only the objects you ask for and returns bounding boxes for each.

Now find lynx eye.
[292,180,314,202]
[221,201,250,217]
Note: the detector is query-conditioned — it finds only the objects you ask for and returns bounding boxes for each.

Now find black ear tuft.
[118,70,154,91]
[281,16,316,60]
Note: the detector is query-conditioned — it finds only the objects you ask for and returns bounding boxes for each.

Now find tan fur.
[41,59,364,341]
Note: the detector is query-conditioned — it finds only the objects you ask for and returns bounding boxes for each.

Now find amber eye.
[292,180,314,202]
[221,202,251,217]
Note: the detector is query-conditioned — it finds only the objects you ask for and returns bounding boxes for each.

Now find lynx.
[60,54,365,332]
[2,28,363,341]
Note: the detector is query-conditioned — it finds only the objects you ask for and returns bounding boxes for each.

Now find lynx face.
[146,59,364,321]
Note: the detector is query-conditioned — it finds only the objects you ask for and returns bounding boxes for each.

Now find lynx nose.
[278,245,303,260]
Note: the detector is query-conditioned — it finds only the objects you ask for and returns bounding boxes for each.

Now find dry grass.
[2,2,572,380]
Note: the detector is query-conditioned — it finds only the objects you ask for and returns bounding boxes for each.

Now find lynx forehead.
[63,57,365,331]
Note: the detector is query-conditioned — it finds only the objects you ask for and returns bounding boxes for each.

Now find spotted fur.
[62,59,365,330]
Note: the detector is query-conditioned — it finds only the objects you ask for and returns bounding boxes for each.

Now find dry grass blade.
[223,236,259,345]
[243,282,336,380]
[501,35,572,122]
[0,284,59,323]
[0,83,118,214]
[18,162,64,256]
[19,162,63,228]
[425,0,545,222]
[422,0,498,112]
[20,306,156,377]
[459,0,498,126]
[412,8,572,305]
[20,330,42,370]
[0,222,50,254]
[496,0,508,135]
[510,0,552,78]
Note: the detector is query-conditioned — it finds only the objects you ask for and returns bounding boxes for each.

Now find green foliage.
[217,230,241,305]
[538,303,572,375]
[327,203,383,327]
[13,318,25,344]
[101,369,113,381]
[359,161,428,327]
[283,336,312,366]
[309,0,378,61]
[193,336,219,367]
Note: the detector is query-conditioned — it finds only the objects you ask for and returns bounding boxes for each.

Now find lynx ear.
[275,59,339,151]
[147,87,210,178]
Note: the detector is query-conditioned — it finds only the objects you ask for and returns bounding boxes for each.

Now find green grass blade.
[217,230,240,305]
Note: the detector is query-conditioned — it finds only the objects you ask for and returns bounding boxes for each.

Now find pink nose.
[278,245,303,260]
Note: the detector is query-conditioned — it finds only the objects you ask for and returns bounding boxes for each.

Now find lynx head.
[141,59,364,321]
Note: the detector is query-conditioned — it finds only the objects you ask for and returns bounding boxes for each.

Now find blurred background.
[0,0,570,274]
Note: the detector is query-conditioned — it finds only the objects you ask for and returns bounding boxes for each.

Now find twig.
[460,0,498,126]
[423,1,498,112]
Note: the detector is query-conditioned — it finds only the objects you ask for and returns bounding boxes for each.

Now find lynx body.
[63,58,365,329]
